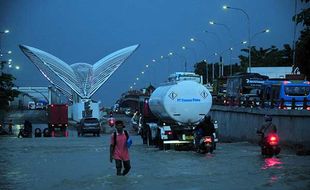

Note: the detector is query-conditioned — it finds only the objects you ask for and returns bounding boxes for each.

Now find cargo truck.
[47,104,68,137]
[138,72,214,150]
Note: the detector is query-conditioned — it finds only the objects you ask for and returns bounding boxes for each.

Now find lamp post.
[223,5,251,72]
[251,29,270,41]
[203,30,222,52]
[0,50,12,57]
[181,46,198,67]
[0,29,10,54]
[209,21,233,76]
[168,51,187,72]
[242,28,270,71]
[190,37,208,55]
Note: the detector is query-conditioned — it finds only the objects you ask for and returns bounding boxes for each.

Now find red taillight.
[268,134,279,145]
[108,119,115,127]
[307,107,310,111]
[165,131,173,135]
[204,137,212,143]
[270,136,276,141]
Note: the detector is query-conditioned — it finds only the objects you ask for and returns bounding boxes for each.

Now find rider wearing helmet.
[257,115,277,144]
[194,115,215,149]
[259,115,277,134]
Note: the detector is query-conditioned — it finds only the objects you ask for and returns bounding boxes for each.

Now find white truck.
[138,72,215,150]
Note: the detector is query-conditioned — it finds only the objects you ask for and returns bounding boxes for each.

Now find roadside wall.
[210,106,310,149]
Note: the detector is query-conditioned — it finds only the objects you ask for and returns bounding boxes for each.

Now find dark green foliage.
[293,0,310,79]
[295,28,310,79]
[0,62,20,111]
[239,44,293,69]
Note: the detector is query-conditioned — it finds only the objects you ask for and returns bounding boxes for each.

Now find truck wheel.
[158,140,164,150]
[163,144,170,150]
[147,127,152,147]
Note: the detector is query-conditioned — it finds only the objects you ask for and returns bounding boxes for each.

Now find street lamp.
[0,50,12,57]
[0,30,10,34]
[181,45,198,64]
[168,51,187,72]
[190,37,208,50]
[208,21,233,73]
[0,29,10,54]
[209,20,233,45]
[251,29,270,41]
[239,29,270,72]
[203,30,222,52]
[223,5,251,72]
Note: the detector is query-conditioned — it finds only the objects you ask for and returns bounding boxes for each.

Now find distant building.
[247,67,296,79]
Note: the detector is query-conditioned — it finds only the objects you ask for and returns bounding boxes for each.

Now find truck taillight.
[165,131,173,135]
[204,137,212,143]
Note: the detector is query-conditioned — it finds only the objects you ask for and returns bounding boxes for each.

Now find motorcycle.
[17,128,32,138]
[257,132,281,157]
[197,136,214,154]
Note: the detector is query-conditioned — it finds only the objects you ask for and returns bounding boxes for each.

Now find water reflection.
[261,157,283,170]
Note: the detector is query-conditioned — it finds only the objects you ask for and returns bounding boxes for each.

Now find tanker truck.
[138,72,214,150]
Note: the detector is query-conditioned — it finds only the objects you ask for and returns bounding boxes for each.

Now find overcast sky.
[0,0,307,106]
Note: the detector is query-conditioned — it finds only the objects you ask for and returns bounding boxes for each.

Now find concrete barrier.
[210,105,310,151]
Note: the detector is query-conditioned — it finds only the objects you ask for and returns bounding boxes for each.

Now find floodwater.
[0,124,309,190]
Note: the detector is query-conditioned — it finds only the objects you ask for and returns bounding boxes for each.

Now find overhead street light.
[203,30,222,52]
[0,29,10,54]
[0,30,10,34]
[251,28,270,41]
[208,20,233,43]
[168,51,187,72]
[181,45,198,65]
[223,5,251,72]
[0,50,12,57]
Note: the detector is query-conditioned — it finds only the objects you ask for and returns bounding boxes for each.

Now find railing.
[213,96,310,110]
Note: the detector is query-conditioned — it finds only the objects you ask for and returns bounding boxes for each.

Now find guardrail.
[213,96,310,111]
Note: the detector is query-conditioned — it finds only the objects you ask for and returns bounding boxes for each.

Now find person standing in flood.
[109,120,131,176]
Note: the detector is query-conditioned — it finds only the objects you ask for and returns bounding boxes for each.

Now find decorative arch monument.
[20,44,139,120]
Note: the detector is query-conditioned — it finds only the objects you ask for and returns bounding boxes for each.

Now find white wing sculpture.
[20,44,139,99]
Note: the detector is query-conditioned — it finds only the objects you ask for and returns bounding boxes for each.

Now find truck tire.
[163,143,170,150]
[147,126,152,147]
[43,128,51,137]
[34,128,42,137]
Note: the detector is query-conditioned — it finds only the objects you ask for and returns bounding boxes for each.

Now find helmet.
[264,115,272,122]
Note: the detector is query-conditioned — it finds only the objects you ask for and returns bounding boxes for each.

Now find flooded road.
[0,124,309,190]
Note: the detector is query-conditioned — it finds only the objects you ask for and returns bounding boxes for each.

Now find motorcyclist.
[194,115,215,149]
[18,120,32,138]
[257,115,277,144]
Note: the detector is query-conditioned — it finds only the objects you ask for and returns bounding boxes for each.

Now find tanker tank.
[149,80,212,124]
